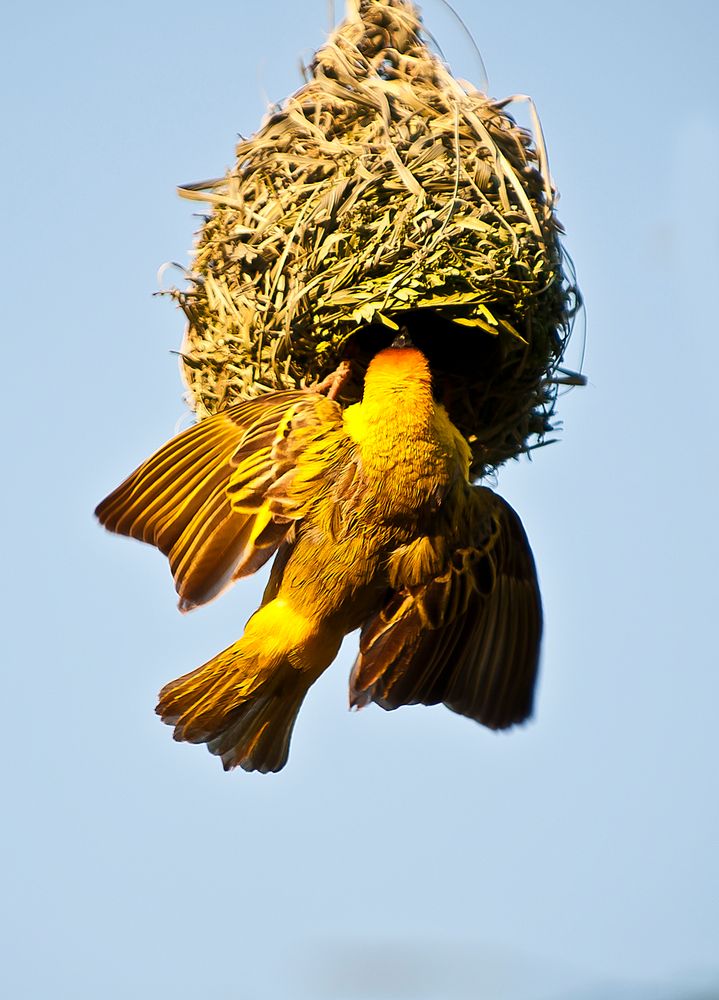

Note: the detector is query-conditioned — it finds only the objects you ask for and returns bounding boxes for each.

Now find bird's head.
[361,332,433,404]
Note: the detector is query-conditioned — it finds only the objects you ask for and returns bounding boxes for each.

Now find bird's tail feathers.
[157,641,310,773]
[208,683,307,773]
[157,600,343,772]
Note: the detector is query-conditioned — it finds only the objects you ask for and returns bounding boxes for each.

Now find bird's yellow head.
[362,338,433,402]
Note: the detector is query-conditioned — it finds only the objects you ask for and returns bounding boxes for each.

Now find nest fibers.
[171,0,580,478]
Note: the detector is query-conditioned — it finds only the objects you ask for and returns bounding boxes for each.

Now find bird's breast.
[348,423,462,525]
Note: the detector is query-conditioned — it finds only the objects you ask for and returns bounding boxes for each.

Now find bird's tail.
[156,601,341,772]
[156,652,306,774]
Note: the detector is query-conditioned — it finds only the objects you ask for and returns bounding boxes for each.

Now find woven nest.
[171,0,580,478]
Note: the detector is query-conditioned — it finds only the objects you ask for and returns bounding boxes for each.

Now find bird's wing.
[349,486,542,730]
[95,391,343,611]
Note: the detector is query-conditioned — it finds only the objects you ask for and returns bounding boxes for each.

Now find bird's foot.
[312,359,353,400]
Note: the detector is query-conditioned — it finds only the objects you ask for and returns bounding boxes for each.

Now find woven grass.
[171,0,580,478]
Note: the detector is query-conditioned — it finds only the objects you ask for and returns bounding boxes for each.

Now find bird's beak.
[390,328,412,350]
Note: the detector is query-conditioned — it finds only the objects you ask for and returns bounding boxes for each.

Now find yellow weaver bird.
[95,340,542,772]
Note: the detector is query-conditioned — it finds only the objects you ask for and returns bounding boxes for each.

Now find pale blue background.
[3,2,718,998]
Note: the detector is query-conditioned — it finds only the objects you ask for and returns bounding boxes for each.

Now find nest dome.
[172,0,580,477]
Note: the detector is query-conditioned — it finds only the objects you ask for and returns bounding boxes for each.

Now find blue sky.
[3,2,718,998]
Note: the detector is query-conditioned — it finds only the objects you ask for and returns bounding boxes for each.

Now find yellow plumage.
[96,343,542,772]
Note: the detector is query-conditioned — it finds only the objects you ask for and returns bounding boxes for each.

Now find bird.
[95,336,542,773]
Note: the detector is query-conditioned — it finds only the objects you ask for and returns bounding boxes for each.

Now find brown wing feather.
[95,390,340,610]
[349,487,542,730]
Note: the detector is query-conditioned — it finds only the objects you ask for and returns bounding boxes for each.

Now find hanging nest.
[171,0,580,478]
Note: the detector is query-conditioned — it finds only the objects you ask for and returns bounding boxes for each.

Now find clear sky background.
[3,2,718,998]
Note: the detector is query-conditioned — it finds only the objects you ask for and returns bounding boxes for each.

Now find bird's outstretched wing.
[349,486,542,730]
[95,391,343,611]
